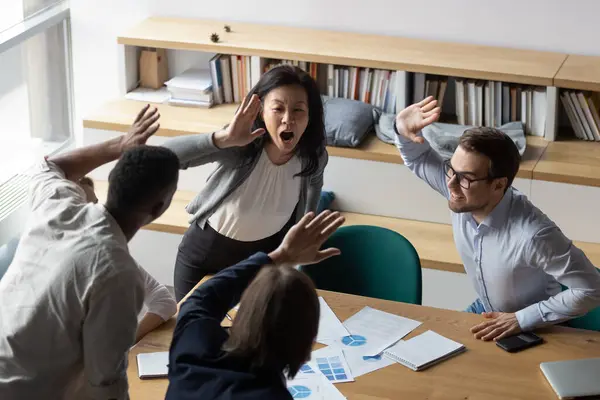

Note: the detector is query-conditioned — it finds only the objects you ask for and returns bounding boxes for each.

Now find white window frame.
[0,1,73,242]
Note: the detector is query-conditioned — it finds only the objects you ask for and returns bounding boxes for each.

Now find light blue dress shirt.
[395,132,600,331]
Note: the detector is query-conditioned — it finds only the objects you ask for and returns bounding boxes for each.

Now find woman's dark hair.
[222,265,320,379]
[240,64,326,177]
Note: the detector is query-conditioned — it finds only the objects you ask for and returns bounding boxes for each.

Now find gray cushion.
[322,95,382,148]
[375,113,526,158]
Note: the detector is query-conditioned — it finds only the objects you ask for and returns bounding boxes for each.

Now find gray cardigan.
[162,132,328,229]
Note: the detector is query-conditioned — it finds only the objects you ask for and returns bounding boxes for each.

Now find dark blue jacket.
[165,252,292,400]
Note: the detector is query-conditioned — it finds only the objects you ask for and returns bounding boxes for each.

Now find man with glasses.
[393,96,600,342]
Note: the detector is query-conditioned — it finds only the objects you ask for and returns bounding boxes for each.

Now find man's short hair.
[106,145,179,212]
[459,127,521,191]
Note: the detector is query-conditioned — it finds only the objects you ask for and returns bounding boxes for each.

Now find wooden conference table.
[127,279,600,400]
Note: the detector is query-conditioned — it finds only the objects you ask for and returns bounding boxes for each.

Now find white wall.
[70,0,150,145]
[150,0,600,55]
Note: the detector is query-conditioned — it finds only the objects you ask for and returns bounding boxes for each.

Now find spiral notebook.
[383,330,465,371]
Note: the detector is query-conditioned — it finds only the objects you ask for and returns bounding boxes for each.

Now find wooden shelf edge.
[553,78,600,93]
[117,37,556,86]
[531,171,600,188]
[93,181,600,272]
[84,101,600,188]
[138,215,466,274]
[117,17,564,86]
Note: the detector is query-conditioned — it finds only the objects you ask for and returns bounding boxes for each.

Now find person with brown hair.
[394,96,600,342]
[165,210,345,400]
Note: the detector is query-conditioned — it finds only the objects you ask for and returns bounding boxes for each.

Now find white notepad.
[136,351,169,379]
[383,330,465,371]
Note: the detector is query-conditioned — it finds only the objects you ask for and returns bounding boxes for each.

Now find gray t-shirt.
[0,160,144,400]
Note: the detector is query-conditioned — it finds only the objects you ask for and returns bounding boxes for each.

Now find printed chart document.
[309,346,355,383]
[316,297,350,345]
[342,306,422,356]
[287,363,347,399]
[342,346,395,378]
[383,330,466,371]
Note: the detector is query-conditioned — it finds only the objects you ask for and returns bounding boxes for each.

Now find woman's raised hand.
[213,94,266,148]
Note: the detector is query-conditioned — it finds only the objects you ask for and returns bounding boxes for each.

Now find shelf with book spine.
[86,16,600,188]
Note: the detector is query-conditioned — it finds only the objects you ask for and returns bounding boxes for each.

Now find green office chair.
[300,225,422,304]
[567,307,600,331]
[560,284,600,332]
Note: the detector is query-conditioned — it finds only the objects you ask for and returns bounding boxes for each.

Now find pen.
[225,313,233,321]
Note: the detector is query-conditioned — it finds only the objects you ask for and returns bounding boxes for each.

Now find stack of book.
[207,54,407,113]
[412,74,448,113]
[452,79,547,136]
[165,68,213,108]
[561,90,600,141]
[209,54,320,105]
[327,66,407,113]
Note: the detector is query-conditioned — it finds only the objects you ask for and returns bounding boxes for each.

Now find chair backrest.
[560,284,600,332]
[567,307,600,332]
[300,225,422,304]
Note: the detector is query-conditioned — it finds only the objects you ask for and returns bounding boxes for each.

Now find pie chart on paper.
[341,334,367,347]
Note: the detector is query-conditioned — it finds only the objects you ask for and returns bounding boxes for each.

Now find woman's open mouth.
[280,131,295,143]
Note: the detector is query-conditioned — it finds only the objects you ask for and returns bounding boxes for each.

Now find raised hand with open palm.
[395,96,441,144]
[213,94,266,148]
[268,210,345,267]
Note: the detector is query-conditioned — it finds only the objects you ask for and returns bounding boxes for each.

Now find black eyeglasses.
[443,159,493,189]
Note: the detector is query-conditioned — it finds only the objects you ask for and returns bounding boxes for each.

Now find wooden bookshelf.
[82,17,600,188]
[533,139,600,188]
[92,182,600,272]
[92,181,461,273]
[83,99,549,179]
[83,99,238,135]
[554,54,600,92]
[118,17,566,86]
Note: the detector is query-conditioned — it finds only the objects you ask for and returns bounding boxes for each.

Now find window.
[0,0,72,236]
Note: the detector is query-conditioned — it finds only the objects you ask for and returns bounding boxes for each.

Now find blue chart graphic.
[362,354,382,362]
[341,334,367,347]
[299,364,315,374]
[288,385,312,398]
[316,356,348,381]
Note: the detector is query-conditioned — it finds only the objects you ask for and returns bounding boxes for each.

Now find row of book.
[130,55,600,142]
[326,66,406,113]
[206,54,407,114]
[456,79,547,136]
[413,74,548,136]
[208,54,322,106]
[561,90,600,141]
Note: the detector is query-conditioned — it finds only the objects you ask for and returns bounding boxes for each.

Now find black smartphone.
[496,332,544,353]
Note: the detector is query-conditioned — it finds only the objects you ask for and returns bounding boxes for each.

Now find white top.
[208,149,302,241]
[138,264,177,322]
[0,160,144,400]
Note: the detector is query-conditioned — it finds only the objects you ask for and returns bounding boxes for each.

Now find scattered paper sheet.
[342,306,422,356]
[309,346,355,383]
[287,363,347,399]
[342,346,395,378]
[316,297,350,345]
